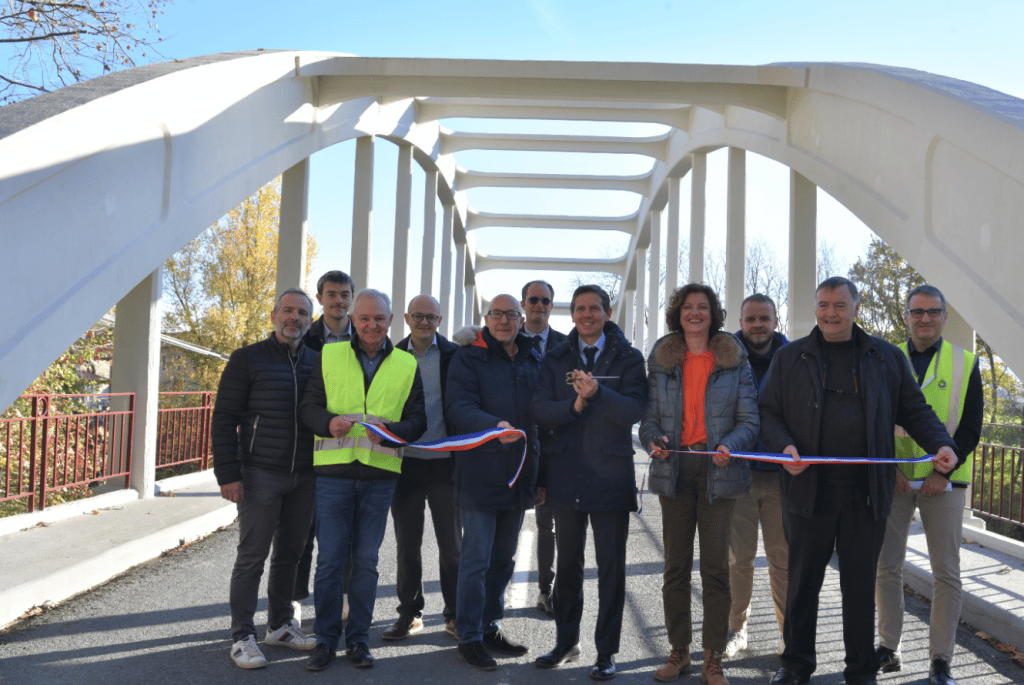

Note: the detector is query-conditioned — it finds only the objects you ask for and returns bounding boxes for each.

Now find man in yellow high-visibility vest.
[299,289,427,673]
[876,284,983,685]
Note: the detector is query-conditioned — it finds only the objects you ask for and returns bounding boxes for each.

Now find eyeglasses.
[487,309,521,321]
[527,296,552,306]
[906,308,944,320]
[822,364,858,394]
[409,313,439,324]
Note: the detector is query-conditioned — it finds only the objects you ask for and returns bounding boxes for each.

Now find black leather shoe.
[591,653,616,680]
[483,629,529,656]
[305,643,335,672]
[347,642,374,668]
[930,657,956,685]
[769,667,809,685]
[876,645,902,673]
[459,641,498,671]
[535,643,582,668]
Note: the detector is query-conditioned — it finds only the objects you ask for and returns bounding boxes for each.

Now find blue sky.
[153,0,1023,324]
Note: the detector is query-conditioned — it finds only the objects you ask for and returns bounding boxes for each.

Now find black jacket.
[302,315,351,353]
[212,334,318,485]
[734,329,789,473]
[395,332,459,434]
[299,335,427,478]
[444,327,541,512]
[532,322,647,511]
[758,325,958,521]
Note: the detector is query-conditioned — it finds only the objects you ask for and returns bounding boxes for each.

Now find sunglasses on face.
[527,296,552,306]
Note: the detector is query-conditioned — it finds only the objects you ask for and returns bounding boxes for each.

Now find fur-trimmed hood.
[650,331,747,372]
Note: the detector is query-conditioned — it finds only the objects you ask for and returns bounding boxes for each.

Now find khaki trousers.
[728,469,788,636]
[876,487,965,662]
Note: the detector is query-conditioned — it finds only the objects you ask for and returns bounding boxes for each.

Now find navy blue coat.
[532,322,647,512]
[444,327,540,512]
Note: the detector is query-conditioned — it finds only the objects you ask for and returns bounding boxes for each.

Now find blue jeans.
[312,476,397,650]
[455,507,525,644]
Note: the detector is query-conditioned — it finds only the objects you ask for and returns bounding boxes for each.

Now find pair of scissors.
[565,372,619,384]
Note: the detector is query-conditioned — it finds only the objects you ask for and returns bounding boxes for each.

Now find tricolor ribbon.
[660,449,937,465]
[637,450,939,514]
[353,422,529,488]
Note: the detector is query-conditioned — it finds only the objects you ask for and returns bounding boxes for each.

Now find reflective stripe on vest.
[894,340,975,484]
[313,343,417,473]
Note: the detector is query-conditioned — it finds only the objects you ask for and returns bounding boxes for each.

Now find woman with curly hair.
[638,283,759,685]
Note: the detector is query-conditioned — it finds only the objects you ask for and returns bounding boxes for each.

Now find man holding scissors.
[531,284,647,680]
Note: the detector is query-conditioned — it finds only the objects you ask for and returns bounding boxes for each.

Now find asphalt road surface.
[1,458,1020,684]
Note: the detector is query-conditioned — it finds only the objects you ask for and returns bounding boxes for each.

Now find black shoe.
[305,643,335,672]
[876,645,902,673]
[769,667,810,685]
[459,641,498,671]
[483,629,529,656]
[535,643,582,668]
[383,614,424,640]
[347,642,374,668]
[537,591,555,617]
[591,653,616,680]
[930,657,955,685]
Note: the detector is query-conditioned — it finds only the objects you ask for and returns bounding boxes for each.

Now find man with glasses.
[445,294,541,671]
[383,295,462,641]
[521,280,568,617]
[875,285,982,685]
[759,277,958,685]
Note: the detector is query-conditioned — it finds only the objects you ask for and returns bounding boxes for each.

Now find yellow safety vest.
[313,342,417,474]
[894,339,976,485]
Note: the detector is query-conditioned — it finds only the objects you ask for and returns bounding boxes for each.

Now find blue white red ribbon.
[661,449,937,465]
[637,449,939,514]
[356,422,528,487]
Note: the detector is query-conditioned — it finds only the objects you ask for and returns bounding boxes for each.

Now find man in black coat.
[760,277,959,685]
[445,293,540,671]
[303,270,355,352]
[531,285,648,681]
[382,294,462,641]
[521,279,568,616]
[212,288,319,669]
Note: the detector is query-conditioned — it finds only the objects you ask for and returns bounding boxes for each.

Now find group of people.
[212,269,980,685]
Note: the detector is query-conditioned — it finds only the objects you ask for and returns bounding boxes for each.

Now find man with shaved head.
[445,294,541,671]
[382,295,462,641]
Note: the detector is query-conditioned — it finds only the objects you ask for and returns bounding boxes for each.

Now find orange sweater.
[680,350,715,446]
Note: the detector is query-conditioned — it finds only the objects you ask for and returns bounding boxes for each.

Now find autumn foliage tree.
[163,178,319,391]
[0,0,170,104]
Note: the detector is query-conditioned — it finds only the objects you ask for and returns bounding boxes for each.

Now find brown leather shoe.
[382,614,423,640]
[700,649,729,685]
[654,646,692,682]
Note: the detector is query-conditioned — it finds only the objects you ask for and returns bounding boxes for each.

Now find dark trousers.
[536,503,556,594]
[391,457,461,619]
[781,483,887,684]
[659,461,735,652]
[552,509,629,655]
[230,466,315,642]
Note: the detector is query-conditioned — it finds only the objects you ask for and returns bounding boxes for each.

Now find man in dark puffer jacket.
[213,288,319,669]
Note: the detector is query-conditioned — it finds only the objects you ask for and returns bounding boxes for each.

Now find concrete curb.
[0,496,236,629]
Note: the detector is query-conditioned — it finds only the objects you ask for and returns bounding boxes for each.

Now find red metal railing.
[156,392,216,471]
[1,394,134,514]
[971,437,1024,531]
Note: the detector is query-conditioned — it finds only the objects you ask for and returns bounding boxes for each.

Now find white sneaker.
[723,629,747,658]
[266,618,316,651]
[231,635,268,669]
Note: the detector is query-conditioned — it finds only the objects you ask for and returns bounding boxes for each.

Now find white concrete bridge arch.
[2,51,1023,496]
